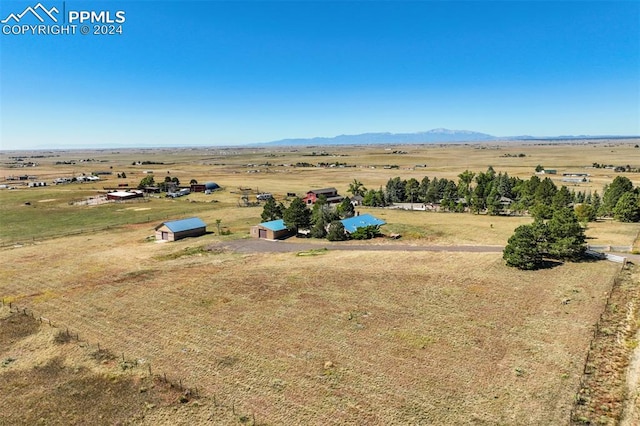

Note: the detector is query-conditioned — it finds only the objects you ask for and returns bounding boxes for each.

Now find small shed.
[250,219,294,240]
[340,214,386,234]
[155,217,207,242]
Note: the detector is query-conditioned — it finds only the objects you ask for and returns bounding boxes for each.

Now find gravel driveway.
[208,238,506,254]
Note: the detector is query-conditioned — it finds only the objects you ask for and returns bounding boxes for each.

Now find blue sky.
[1,0,638,149]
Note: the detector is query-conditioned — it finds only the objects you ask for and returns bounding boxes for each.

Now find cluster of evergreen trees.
[351,169,638,269]
[503,207,587,270]
[261,196,363,241]
[358,168,639,222]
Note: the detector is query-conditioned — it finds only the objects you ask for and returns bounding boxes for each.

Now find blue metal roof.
[260,219,288,231]
[340,214,385,233]
[162,217,207,233]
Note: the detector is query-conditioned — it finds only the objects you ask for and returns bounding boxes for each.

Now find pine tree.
[613,192,640,222]
[552,186,573,210]
[546,208,586,261]
[602,176,633,216]
[261,197,283,222]
[283,198,311,232]
[503,224,544,270]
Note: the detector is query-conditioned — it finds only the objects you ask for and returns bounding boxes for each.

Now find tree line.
[354,170,639,223]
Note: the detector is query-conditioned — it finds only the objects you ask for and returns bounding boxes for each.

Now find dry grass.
[0,309,194,425]
[0,228,623,425]
[1,141,639,424]
[571,264,640,425]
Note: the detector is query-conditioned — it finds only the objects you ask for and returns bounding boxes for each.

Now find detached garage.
[155,217,207,242]
[250,219,293,240]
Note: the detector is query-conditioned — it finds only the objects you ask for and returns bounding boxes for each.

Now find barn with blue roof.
[155,217,207,241]
[250,219,294,240]
[340,214,386,234]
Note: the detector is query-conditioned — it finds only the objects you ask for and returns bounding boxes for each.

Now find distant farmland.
[1,141,639,424]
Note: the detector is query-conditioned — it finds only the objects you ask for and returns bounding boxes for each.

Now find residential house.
[302,187,344,205]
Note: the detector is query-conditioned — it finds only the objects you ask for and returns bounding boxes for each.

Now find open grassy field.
[1,140,639,424]
[0,228,625,424]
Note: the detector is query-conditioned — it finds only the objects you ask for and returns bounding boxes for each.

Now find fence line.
[568,262,629,424]
[587,244,633,253]
[0,299,200,402]
[0,298,262,424]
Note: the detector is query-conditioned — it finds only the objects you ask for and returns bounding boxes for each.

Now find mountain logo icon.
[1,3,59,24]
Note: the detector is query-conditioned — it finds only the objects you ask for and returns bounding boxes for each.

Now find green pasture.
[0,185,261,244]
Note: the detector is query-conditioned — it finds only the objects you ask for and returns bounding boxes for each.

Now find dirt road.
[209,238,506,254]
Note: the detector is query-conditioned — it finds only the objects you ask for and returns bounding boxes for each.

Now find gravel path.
[208,239,640,264]
[209,238,505,254]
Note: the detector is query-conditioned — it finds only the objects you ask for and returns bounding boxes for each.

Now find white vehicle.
[256,193,273,201]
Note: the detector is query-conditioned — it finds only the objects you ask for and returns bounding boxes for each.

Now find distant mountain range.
[257,129,637,146]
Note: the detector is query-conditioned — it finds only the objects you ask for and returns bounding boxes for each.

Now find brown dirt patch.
[0,311,39,353]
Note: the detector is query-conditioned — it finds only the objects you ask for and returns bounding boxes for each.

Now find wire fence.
[0,298,263,425]
[568,262,634,424]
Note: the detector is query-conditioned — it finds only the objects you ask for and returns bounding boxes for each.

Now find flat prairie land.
[2,140,639,244]
[0,224,626,425]
[1,140,639,424]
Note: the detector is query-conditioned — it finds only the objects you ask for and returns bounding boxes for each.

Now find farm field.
[1,140,639,424]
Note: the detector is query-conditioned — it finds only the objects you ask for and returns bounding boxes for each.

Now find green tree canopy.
[574,203,596,223]
[350,224,382,240]
[546,207,586,261]
[552,186,573,211]
[261,197,284,222]
[362,188,386,207]
[327,221,348,241]
[347,179,367,197]
[336,197,355,219]
[503,224,544,270]
[613,192,640,222]
[137,175,155,189]
[602,176,634,217]
[283,197,311,231]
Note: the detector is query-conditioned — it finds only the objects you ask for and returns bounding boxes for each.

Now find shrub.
[350,225,381,240]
